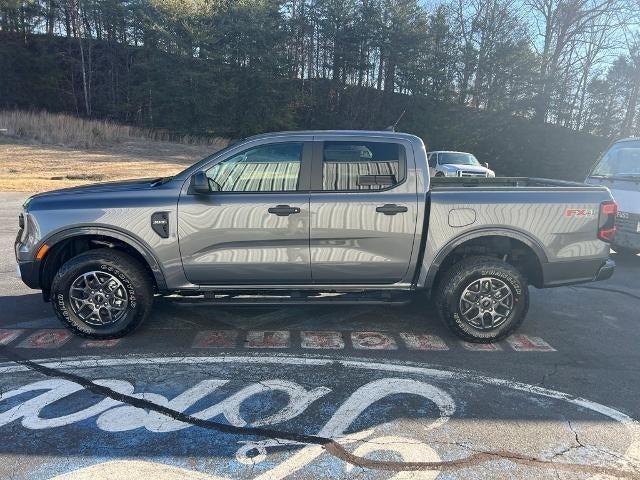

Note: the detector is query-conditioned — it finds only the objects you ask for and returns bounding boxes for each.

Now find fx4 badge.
[565,208,595,218]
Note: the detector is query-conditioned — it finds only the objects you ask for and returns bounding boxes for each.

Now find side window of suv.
[206,143,303,192]
[428,153,437,168]
[322,141,406,191]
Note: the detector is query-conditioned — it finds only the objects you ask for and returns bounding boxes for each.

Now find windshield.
[439,152,480,166]
[591,141,640,179]
[178,140,241,176]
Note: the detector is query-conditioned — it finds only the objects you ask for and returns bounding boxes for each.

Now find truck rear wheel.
[435,256,529,343]
[50,248,154,339]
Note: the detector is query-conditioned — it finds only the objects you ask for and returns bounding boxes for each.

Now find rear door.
[309,136,419,284]
[178,138,312,285]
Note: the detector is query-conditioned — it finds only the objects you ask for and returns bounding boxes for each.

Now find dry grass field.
[0,139,220,192]
[0,111,227,192]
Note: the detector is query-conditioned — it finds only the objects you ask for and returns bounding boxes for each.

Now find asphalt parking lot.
[1,191,640,479]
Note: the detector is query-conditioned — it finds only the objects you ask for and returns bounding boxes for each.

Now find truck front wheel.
[50,248,154,339]
[435,256,529,343]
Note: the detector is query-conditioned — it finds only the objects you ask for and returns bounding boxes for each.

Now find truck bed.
[422,175,613,291]
[430,176,594,189]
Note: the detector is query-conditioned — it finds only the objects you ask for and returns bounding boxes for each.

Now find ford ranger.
[15,131,617,342]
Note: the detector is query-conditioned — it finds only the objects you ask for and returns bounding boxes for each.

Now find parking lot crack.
[572,286,640,302]
[540,363,560,388]
[567,419,586,449]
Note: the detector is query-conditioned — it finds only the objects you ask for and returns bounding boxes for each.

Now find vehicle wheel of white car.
[435,256,529,343]
[435,171,445,177]
[50,248,154,339]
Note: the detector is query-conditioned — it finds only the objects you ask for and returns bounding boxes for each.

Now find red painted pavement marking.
[17,329,72,349]
[351,331,398,350]
[506,334,556,352]
[245,331,290,349]
[0,329,24,346]
[400,333,449,351]
[461,341,503,351]
[192,330,238,349]
[301,331,344,349]
[81,338,121,348]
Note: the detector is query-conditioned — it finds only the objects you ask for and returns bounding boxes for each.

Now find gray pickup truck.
[15,130,617,342]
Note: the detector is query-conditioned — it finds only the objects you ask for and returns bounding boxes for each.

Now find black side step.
[167,291,413,306]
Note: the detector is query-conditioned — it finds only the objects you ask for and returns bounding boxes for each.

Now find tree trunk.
[73,1,91,116]
[383,56,395,94]
[621,74,639,137]
[47,0,56,35]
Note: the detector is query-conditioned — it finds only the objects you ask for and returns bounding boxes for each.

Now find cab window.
[206,143,303,192]
[322,141,406,191]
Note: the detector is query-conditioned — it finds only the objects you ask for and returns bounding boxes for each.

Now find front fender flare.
[40,226,167,290]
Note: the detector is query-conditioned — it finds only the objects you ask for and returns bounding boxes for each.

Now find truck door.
[178,140,312,285]
[309,137,418,284]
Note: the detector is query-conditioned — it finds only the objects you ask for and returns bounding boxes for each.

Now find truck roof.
[245,130,423,142]
[427,150,472,154]
[612,137,639,144]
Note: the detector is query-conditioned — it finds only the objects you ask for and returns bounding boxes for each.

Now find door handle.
[376,204,408,215]
[268,205,301,216]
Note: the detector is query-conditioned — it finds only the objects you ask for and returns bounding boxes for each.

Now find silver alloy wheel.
[459,276,514,330]
[68,271,129,326]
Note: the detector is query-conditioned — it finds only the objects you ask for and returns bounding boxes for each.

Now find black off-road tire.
[434,256,529,343]
[50,248,154,339]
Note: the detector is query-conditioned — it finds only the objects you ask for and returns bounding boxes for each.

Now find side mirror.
[484,162,489,169]
[190,172,211,194]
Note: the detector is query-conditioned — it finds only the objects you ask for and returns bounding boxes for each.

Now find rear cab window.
[320,141,406,191]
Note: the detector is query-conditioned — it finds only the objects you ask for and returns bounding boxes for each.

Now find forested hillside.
[1,0,638,179]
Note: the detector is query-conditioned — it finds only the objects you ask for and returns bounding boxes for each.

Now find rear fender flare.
[420,227,548,290]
